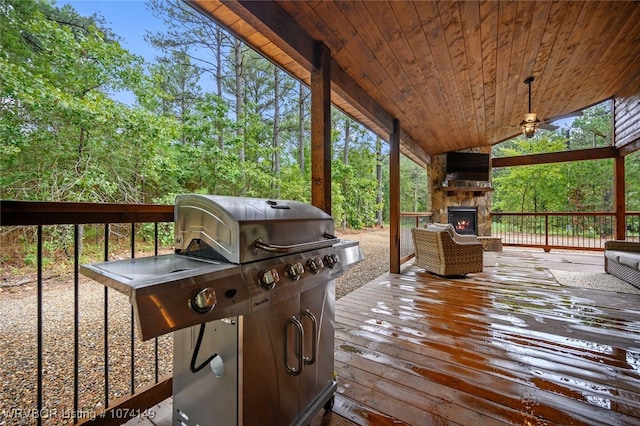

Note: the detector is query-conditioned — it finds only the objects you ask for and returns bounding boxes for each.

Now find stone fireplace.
[448,207,478,235]
[428,149,493,237]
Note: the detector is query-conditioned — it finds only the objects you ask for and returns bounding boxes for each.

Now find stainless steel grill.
[81,195,363,425]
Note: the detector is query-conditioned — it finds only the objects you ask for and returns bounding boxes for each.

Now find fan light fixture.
[520,76,540,138]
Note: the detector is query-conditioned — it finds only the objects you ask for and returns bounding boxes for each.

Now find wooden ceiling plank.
[526,1,583,125]
[572,3,636,105]
[281,1,351,53]
[309,1,405,118]
[511,2,552,129]
[492,1,519,144]
[478,0,500,144]
[552,3,626,115]
[459,1,485,147]
[589,5,640,98]
[429,2,472,143]
[368,0,446,153]
[527,1,567,113]
[414,1,469,152]
[499,1,535,137]
[282,2,431,164]
[334,1,425,128]
[395,1,455,150]
[536,2,595,120]
[437,1,479,147]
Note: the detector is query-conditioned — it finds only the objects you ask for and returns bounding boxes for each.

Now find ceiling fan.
[520,76,540,137]
[519,76,582,137]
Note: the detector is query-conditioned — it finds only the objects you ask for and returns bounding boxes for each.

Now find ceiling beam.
[491,146,618,168]
[210,0,431,166]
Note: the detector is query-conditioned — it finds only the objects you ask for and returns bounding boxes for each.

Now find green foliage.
[141,222,175,247]
[0,0,176,203]
[0,0,390,234]
[626,151,640,211]
[380,154,428,222]
[491,135,568,212]
[331,113,380,229]
[491,101,626,213]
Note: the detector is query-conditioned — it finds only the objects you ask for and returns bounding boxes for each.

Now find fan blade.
[539,122,559,131]
[548,110,583,122]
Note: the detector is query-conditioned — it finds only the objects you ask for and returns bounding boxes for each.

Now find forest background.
[2,0,639,237]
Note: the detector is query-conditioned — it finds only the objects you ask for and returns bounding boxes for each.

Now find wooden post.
[390,119,401,274]
[311,41,331,214]
[614,153,626,240]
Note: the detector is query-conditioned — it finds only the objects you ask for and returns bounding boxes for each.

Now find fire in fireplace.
[448,207,478,235]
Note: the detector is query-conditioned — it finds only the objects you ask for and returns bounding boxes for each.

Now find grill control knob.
[285,262,305,281]
[324,253,340,269]
[259,269,279,290]
[307,257,324,274]
[191,288,217,313]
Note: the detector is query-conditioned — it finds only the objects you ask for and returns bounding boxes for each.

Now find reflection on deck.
[327,251,640,425]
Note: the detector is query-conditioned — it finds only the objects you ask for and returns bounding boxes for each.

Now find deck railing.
[399,212,432,263]
[0,201,174,425]
[491,212,640,251]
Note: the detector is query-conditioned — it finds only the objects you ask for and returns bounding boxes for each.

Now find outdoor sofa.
[411,224,483,277]
[604,240,640,288]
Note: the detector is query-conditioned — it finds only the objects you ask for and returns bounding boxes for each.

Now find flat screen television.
[445,152,490,182]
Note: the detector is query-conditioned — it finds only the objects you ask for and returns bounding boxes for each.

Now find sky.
[56,0,163,62]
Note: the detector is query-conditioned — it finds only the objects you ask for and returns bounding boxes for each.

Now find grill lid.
[174,195,336,264]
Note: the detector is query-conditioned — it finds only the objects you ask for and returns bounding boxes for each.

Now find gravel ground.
[0,228,389,425]
[334,227,390,298]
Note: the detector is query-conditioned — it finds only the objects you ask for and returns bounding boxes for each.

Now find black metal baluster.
[154,223,159,383]
[104,224,109,408]
[73,225,80,424]
[37,225,43,426]
[130,223,136,395]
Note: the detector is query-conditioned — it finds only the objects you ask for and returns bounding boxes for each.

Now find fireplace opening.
[448,207,478,236]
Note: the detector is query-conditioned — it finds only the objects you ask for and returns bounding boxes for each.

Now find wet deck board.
[136,250,640,426]
[328,264,640,425]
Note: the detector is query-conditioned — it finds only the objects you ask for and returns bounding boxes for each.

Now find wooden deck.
[133,249,640,425]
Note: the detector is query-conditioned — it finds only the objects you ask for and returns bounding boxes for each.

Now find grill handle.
[285,316,304,376]
[303,309,317,366]
[254,232,339,254]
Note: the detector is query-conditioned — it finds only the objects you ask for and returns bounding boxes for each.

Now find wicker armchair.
[411,226,483,277]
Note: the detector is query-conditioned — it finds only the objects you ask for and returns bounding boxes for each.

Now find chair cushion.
[605,250,622,263]
[619,254,640,270]
[426,224,447,233]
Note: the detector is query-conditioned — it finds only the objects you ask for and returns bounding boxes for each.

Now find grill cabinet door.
[242,280,335,425]
[299,280,336,411]
[242,296,300,425]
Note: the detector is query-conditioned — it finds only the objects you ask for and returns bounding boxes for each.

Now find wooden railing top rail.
[492,211,640,217]
[400,211,433,217]
[0,200,174,226]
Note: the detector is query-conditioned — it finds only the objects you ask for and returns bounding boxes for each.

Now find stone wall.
[428,149,492,237]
